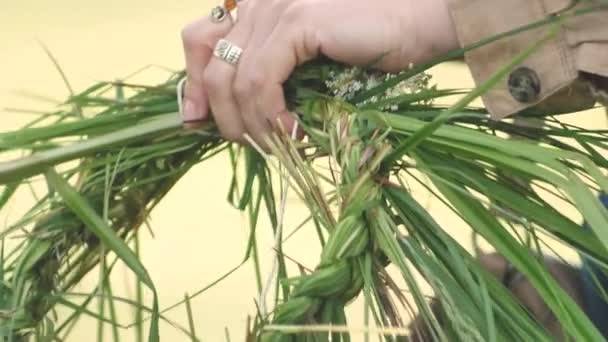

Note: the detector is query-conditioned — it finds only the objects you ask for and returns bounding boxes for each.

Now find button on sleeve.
[446,0,595,119]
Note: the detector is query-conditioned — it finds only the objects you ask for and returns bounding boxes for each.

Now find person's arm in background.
[407,252,587,341]
[447,0,608,117]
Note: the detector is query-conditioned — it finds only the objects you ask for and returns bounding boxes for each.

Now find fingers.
[256,15,318,133]
[181,16,232,123]
[203,18,253,142]
[182,1,320,147]
[232,50,283,147]
[235,6,319,144]
[232,1,285,147]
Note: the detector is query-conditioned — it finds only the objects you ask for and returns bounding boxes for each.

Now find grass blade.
[44,168,160,342]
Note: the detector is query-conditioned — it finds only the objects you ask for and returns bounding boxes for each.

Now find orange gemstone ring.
[210,0,239,24]
[224,0,239,22]
[224,0,237,11]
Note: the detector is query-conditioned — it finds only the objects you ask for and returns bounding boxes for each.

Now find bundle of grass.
[1,5,608,341]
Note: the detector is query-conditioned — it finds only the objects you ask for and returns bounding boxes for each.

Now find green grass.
[1,3,608,341]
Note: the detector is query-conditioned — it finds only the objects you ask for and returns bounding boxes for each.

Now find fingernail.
[182,99,207,123]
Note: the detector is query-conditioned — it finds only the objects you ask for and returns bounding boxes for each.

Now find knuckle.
[282,1,309,23]
[180,22,201,48]
[201,68,220,91]
[269,0,292,14]
[184,81,203,101]
[237,0,254,17]
[248,72,267,91]
[233,72,265,97]
[232,77,251,99]
[281,7,299,24]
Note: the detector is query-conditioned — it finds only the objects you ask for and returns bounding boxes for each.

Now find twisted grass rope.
[260,117,390,341]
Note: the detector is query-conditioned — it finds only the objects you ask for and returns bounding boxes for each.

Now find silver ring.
[213,39,243,65]
[210,6,227,23]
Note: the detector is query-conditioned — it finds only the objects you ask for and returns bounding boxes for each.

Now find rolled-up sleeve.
[446,0,608,118]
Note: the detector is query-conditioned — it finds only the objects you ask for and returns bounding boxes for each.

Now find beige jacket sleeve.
[447,0,608,119]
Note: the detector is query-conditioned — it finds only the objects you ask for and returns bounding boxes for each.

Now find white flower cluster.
[324,68,365,101]
[324,65,432,112]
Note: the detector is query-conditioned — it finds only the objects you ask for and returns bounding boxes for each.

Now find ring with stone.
[224,0,239,22]
[210,6,228,23]
[213,39,243,65]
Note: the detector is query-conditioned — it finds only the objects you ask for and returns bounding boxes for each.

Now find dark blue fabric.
[580,193,608,338]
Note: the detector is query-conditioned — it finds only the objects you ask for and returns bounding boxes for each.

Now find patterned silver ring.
[210,6,228,23]
[213,39,243,65]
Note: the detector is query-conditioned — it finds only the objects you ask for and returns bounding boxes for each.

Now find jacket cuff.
[447,0,578,119]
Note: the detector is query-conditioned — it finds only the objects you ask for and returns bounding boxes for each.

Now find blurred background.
[0,1,605,341]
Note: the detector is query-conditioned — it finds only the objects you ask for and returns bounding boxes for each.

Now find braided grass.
[261,114,388,341]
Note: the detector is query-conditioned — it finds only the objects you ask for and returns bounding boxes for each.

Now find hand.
[181,0,457,147]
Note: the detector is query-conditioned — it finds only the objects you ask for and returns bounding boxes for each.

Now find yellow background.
[1,1,606,341]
